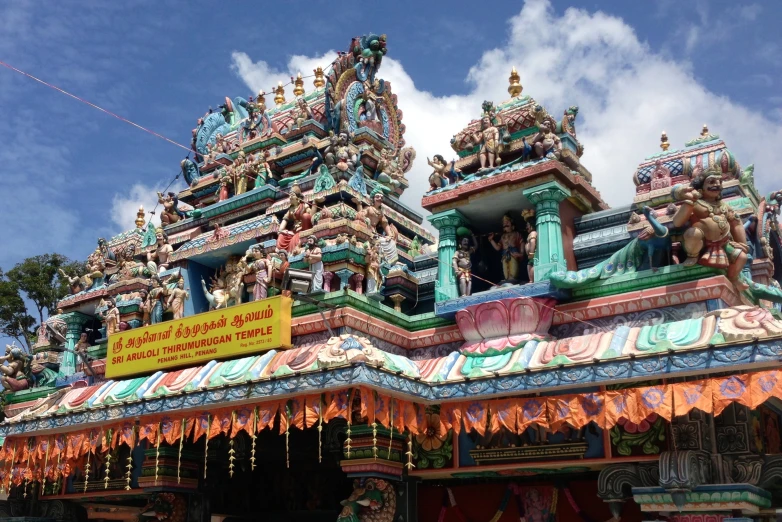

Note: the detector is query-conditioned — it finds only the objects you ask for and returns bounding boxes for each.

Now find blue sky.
[0,0,780,275]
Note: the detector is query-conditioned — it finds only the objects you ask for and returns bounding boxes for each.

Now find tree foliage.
[0,254,84,351]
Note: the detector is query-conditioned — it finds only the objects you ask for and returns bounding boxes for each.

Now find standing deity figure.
[139,289,151,326]
[489,214,525,283]
[166,278,190,320]
[335,132,356,172]
[246,245,272,301]
[157,192,186,226]
[357,191,397,240]
[0,346,29,392]
[523,210,538,283]
[365,238,382,294]
[250,150,272,189]
[218,168,233,201]
[470,115,500,171]
[103,299,121,336]
[147,276,168,324]
[531,120,562,159]
[146,229,174,274]
[304,236,324,292]
[233,153,249,196]
[277,184,313,252]
[452,234,478,296]
[672,168,749,290]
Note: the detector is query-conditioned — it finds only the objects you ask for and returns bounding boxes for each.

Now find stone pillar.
[60,312,91,378]
[523,181,571,282]
[335,269,354,291]
[427,210,469,302]
[323,272,334,292]
[389,294,405,312]
[353,274,365,295]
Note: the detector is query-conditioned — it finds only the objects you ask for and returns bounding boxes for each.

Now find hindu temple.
[1,33,782,522]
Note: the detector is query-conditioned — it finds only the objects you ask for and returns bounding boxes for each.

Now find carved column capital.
[427,209,470,234]
[523,180,571,206]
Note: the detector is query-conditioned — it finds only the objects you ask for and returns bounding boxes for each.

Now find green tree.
[0,254,85,352]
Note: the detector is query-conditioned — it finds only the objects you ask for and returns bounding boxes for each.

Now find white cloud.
[229,0,782,220]
[110,183,167,233]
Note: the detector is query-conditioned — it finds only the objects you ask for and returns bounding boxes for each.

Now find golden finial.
[660,131,669,151]
[135,205,145,229]
[293,72,305,97]
[508,66,523,98]
[701,124,709,137]
[313,66,325,89]
[274,82,286,106]
[257,90,266,107]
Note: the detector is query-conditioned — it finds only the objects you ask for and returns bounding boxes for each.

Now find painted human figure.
[156,192,185,226]
[218,171,232,202]
[250,150,272,189]
[427,155,459,191]
[672,168,749,290]
[470,116,500,171]
[247,245,272,301]
[452,235,478,296]
[104,299,121,336]
[0,347,29,392]
[292,96,313,128]
[524,214,537,283]
[146,229,174,274]
[58,268,84,295]
[531,120,562,159]
[489,214,524,283]
[365,238,382,294]
[304,236,324,292]
[360,191,397,240]
[147,277,167,324]
[277,184,313,252]
[233,153,249,195]
[166,278,190,320]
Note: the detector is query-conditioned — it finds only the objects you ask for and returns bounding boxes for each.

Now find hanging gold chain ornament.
[203,414,211,480]
[124,425,136,491]
[42,436,50,495]
[317,395,323,464]
[104,428,112,490]
[177,418,185,484]
[84,430,94,493]
[388,401,394,460]
[250,407,258,471]
[154,424,161,486]
[228,411,236,478]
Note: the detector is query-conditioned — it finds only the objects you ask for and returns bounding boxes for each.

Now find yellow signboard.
[106,295,292,379]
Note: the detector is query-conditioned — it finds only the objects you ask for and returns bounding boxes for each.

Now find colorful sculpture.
[452,233,477,296]
[157,192,185,226]
[166,277,189,320]
[489,214,524,283]
[672,167,749,290]
[201,257,245,309]
[0,346,30,392]
[304,235,324,292]
[337,478,396,522]
[471,115,500,171]
[277,184,313,253]
[246,245,272,301]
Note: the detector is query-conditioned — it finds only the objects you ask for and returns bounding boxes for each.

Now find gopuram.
[1,34,782,522]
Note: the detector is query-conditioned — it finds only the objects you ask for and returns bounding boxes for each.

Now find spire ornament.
[313,67,326,89]
[274,82,286,106]
[293,72,305,96]
[660,131,670,151]
[135,206,146,229]
[508,66,523,97]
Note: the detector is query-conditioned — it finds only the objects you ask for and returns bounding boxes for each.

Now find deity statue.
[523,210,538,283]
[103,299,121,336]
[166,278,190,320]
[356,191,397,240]
[85,248,106,286]
[0,346,30,392]
[146,229,174,274]
[426,155,461,191]
[218,169,233,201]
[304,236,324,292]
[365,238,382,294]
[672,167,749,290]
[335,132,356,172]
[139,289,151,326]
[233,152,250,196]
[201,257,245,309]
[246,245,272,301]
[489,214,525,283]
[277,184,313,252]
[249,150,272,189]
[75,332,91,357]
[292,96,314,129]
[531,120,562,159]
[452,234,478,296]
[146,276,168,324]
[470,115,500,171]
[323,131,340,167]
[58,268,86,295]
[97,238,117,269]
[157,192,186,226]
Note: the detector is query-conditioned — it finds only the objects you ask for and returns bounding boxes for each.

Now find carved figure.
[233,153,249,196]
[147,277,168,324]
[426,155,451,191]
[166,278,189,320]
[246,245,272,301]
[139,492,188,522]
[0,346,30,392]
[672,168,749,290]
[358,191,397,240]
[523,210,537,282]
[58,268,85,295]
[365,238,382,294]
[335,132,356,172]
[323,131,340,167]
[337,477,396,522]
[489,214,524,283]
[146,229,174,274]
[218,170,232,201]
[304,236,324,292]
[531,120,562,159]
[250,150,273,189]
[157,192,186,226]
[292,96,313,129]
[201,257,244,309]
[470,115,500,171]
[103,299,121,336]
[277,184,313,252]
[453,234,478,296]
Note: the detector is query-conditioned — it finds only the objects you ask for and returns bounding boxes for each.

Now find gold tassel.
[345,390,353,459]
[84,431,93,493]
[154,425,161,486]
[104,429,112,490]
[285,404,290,469]
[42,436,50,495]
[177,418,185,484]
[372,422,378,460]
[203,415,210,480]
[317,396,323,464]
[24,439,31,498]
[229,411,236,478]
[125,425,135,491]
[250,407,258,471]
[388,401,394,460]
[405,432,415,470]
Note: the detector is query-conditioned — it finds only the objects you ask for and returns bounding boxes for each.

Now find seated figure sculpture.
[276,184,313,253]
[0,346,30,392]
[672,167,749,290]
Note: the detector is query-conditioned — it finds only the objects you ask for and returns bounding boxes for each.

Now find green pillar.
[523,181,571,282]
[428,209,469,302]
[60,312,90,378]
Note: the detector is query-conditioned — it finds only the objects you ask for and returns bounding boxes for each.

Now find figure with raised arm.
[453,234,478,296]
[489,214,524,283]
